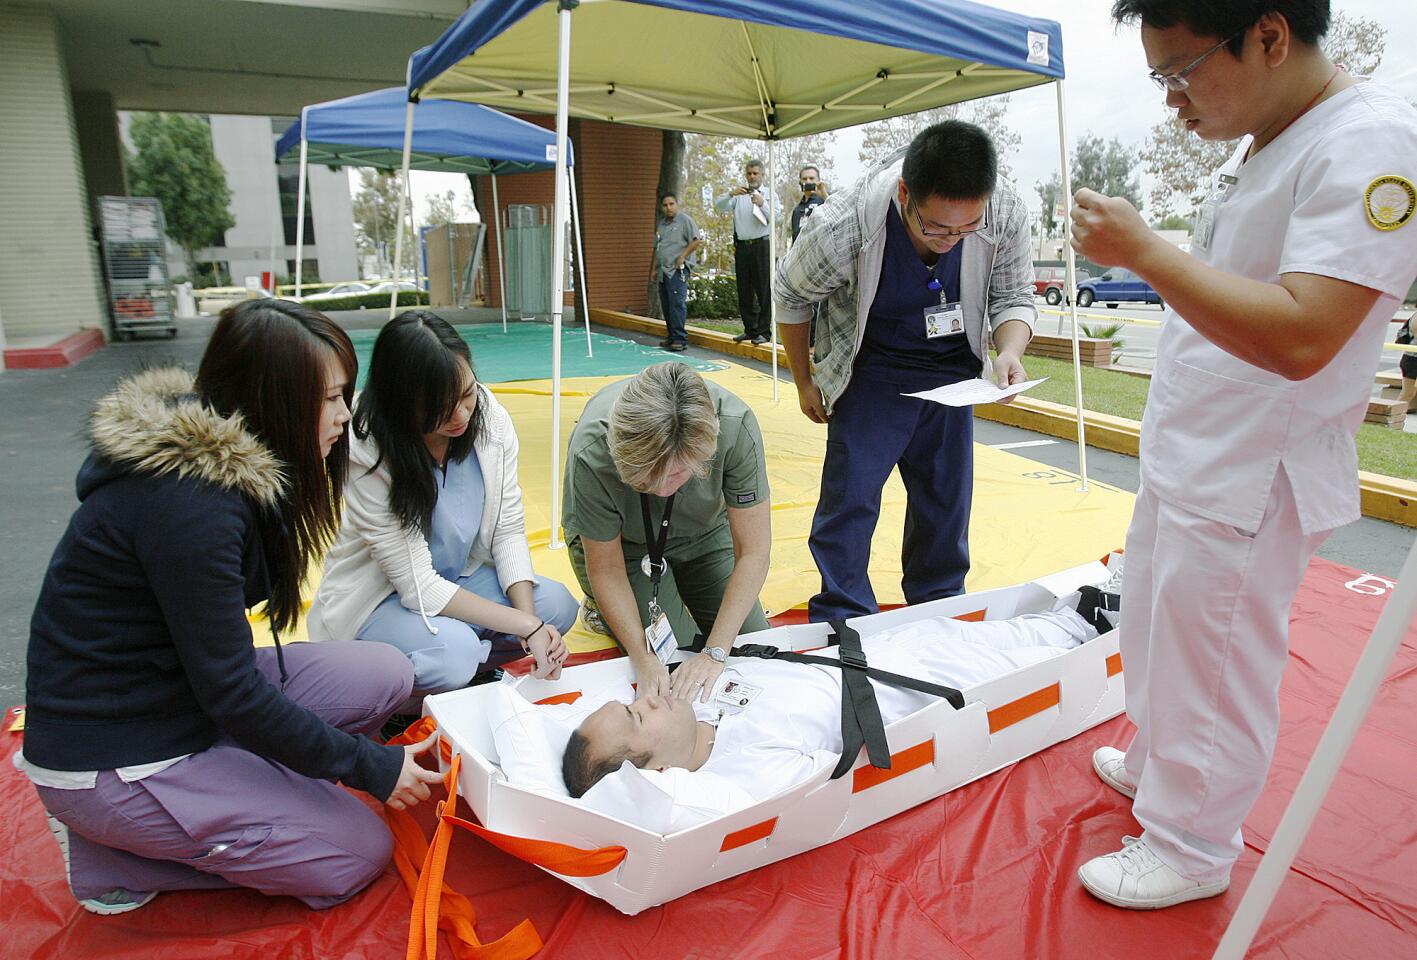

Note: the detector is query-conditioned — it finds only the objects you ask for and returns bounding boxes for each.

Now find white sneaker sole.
[47,815,156,915]
[1078,867,1229,910]
[1092,751,1137,800]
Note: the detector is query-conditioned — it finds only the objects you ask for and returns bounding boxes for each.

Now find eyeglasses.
[907,198,988,239]
[1148,33,1241,92]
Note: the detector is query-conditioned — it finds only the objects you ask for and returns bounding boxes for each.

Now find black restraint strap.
[729,620,965,780]
[1076,585,1120,635]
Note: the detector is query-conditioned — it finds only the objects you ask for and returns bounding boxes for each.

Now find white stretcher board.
[425,557,1124,915]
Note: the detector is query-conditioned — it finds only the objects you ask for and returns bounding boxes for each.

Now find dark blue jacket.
[24,368,403,801]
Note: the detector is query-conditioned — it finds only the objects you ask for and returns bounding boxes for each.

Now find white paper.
[904,377,1048,407]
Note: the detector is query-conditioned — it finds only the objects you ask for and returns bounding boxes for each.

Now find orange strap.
[441,813,627,878]
[384,723,544,960]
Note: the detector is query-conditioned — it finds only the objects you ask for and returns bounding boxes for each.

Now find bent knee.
[538,580,580,634]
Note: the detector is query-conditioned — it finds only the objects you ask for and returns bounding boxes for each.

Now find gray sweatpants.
[32,641,412,908]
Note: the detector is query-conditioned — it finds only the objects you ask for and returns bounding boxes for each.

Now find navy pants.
[808,374,973,621]
[659,268,689,345]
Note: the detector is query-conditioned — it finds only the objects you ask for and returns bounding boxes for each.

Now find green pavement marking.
[349,321,725,388]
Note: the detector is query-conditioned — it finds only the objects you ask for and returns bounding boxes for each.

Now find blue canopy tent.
[276,87,591,340]
[401,0,1085,548]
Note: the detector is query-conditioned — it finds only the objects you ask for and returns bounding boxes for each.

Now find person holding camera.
[715,159,776,344]
[791,165,828,243]
[650,192,702,353]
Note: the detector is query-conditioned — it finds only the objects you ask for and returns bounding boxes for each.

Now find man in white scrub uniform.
[1070,0,1417,910]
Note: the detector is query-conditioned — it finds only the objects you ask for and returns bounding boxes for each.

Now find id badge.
[645,611,677,665]
[924,302,964,339]
[714,679,761,716]
[1194,200,1218,252]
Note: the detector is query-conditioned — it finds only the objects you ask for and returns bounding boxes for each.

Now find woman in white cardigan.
[309,312,577,693]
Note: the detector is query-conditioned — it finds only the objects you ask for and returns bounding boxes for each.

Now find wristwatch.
[705,646,728,664]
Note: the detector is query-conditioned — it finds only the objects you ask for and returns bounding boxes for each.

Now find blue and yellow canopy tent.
[275,86,592,342]
[399,0,1092,547]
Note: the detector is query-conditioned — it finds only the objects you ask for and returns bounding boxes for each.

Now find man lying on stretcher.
[563,583,1120,799]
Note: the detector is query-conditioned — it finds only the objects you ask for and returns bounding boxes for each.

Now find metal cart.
[97,196,177,340]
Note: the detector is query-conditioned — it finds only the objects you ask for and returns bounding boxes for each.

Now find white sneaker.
[47,815,157,916]
[1078,836,1229,910]
[1100,554,1125,594]
[1092,746,1137,799]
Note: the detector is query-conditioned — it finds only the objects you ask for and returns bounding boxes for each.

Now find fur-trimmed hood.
[83,367,285,507]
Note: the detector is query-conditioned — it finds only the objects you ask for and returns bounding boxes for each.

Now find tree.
[857,96,1021,182]
[1036,135,1143,236]
[1151,213,1193,231]
[126,113,235,275]
[352,169,414,276]
[1139,11,1387,219]
[1324,11,1385,74]
[425,190,476,229]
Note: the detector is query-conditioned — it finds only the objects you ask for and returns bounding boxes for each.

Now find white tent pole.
[570,173,593,357]
[1213,540,1417,959]
[389,99,416,321]
[547,1,574,551]
[405,173,419,300]
[294,123,308,299]
[767,138,779,403]
[1054,79,1088,490]
[491,172,508,332]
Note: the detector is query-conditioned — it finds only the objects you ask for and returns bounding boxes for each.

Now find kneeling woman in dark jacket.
[20,300,442,916]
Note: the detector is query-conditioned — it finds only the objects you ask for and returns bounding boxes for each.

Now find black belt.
[728,620,965,780]
[734,236,767,245]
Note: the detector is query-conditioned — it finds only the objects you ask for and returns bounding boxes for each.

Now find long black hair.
[196,298,356,634]
[353,311,486,536]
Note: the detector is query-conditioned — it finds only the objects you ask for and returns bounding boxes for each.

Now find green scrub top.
[561,378,769,549]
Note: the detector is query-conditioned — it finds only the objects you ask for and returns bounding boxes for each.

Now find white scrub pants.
[1118,469,1329,882]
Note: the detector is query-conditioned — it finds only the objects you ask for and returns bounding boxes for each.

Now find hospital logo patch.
[1364,175,1416,231]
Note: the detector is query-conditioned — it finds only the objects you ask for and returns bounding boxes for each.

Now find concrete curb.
[588,308,1416,528]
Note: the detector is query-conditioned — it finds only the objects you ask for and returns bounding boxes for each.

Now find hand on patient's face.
[634,657,672,698]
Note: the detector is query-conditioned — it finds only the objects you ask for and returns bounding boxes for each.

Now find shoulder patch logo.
[1365,175,1415,231]
[734,492,756,505]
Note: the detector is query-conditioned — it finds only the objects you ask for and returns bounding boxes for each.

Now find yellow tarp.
[259,362,1136,652]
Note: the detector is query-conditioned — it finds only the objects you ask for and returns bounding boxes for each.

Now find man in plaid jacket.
[774,120,1036,621]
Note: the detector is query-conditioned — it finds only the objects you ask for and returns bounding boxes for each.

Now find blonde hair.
[608,363,719,492]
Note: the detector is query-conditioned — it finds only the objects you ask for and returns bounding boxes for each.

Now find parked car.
[1076,268,1164,308]
[365,280,420,295]
[1033,266,1091,305]
[298,281,371,302]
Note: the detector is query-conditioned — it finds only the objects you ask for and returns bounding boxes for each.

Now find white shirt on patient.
[691,608,1096,803]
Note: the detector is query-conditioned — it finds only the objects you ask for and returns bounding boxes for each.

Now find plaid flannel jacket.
[773,152,1037,412]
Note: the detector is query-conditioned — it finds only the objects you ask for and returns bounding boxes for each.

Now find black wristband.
[520,619,547,642]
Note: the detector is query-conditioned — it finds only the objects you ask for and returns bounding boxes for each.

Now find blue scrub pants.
[808,374,973,621]
[659,268,689,345]
[357,565,578,694]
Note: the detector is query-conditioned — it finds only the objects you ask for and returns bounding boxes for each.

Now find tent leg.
[294,133,308,299]
[1213,540,1417,958]
[1054,79,1088,490]
[389,100,416,321]
[492,173,508,332]
[571,175,592,357]
[546,1,574,551]
[767,140,778,403]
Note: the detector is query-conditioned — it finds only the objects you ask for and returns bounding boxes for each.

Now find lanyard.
[639,492,676,607]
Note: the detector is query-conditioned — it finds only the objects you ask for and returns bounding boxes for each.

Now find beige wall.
[0,6,108,350]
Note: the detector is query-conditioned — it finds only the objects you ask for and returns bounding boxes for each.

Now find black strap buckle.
[840,647,868,671]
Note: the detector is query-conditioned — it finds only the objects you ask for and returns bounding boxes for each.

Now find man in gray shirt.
[651,192,702,352]
[715,159,775,344]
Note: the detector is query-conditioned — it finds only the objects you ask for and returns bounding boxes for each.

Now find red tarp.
[2,556,1413,959]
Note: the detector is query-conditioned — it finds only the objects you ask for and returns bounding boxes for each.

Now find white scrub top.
[1141,80,1417,534]
[692,609,1093,803]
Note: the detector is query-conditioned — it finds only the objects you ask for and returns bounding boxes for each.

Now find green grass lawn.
[687,317,744,335]
[1016,355,1415,482]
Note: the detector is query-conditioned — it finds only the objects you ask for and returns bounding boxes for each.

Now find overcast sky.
[400,1,1417,223]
